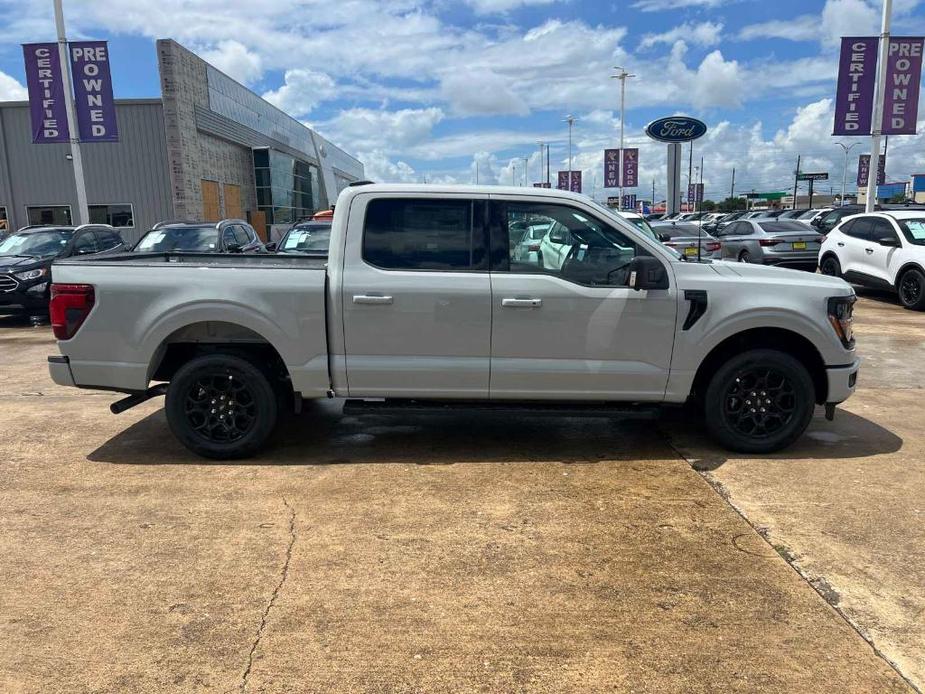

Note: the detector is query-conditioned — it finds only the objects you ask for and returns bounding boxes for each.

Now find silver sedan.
[716,219,821,270]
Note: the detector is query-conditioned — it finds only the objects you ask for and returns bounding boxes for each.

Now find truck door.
[340,194,492,398]
[488,197,677,401]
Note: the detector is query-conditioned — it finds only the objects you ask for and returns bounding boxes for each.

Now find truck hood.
[707,260,852,292]
[0,255,51,273]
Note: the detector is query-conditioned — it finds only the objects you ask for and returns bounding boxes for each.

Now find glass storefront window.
[89,204,134,228]
[253,147,320,225]
[27,205,72,226]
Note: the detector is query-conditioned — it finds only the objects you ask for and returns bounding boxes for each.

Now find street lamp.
[835,142,860,207]
[611,67,635,207]
[563,115,577,181]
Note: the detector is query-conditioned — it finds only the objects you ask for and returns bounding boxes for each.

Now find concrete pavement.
[0,303,917,693]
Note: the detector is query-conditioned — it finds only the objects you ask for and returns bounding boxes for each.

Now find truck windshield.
[0,229,73,257]
[134,226,218,252]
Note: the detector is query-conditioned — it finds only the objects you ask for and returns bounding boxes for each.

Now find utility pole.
[475,161,479,185]
[511,164,516,186]
[536,142,545,185]
[792,154,801,210]
[611,67,635,207]
[867,0,892,212]
[699,155,704,212]
[522,157,529,186]
[688,142,693,211]
[836,142,859,207]
[546,144,550,185]
[730,167,736,206]
[652,179,656,211]
[693,164,700,213]
[54,0,88,225]
[563,115,576,178]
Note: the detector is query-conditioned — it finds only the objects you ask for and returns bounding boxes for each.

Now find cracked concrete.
[240,499,296,693]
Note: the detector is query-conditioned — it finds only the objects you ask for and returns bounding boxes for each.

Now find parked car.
[714,211,748,232]
[819,211,925,310]
[777,209,810,220]
[133,219,264,254]
[48,183,858,459]
[812,206,873,234]
[716,219,822,270]
[644,213,664,222]
[269,221,332,255]
[651,221,721,258]
[0,224,124,317]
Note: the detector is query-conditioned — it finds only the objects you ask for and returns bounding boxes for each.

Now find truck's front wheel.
[704,349,815,454]
[165,354,278,459]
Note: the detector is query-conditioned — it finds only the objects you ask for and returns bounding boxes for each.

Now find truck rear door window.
[363,198,475,271]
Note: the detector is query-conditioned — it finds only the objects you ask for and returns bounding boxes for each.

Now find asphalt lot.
[0,289,921,693]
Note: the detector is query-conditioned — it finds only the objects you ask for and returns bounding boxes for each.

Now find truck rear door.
[340,194,491,398]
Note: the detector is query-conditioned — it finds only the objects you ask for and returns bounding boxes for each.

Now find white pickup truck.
[48,184,859,459]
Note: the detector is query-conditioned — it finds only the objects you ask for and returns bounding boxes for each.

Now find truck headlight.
[827,295,856,349]
[14,267,47,281]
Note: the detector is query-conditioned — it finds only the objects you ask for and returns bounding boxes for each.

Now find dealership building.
[0,39,363,243]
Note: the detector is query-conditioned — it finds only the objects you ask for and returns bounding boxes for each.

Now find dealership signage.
[22,39,118,144]
[644,116,707,143]
[622,194,637,209]
[603,148,639,188]
[833,36,924,135]
[69,41,118,142]
[797,172,829,181]
[687,183,704,203]
[857,153,886,187]
[22,43,70,143]
[532,182,551,188]
[557,170,581,193]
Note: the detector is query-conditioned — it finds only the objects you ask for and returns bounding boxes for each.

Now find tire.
[739,250,753,263]
[165,353,278,459]
[897,267,925,311]
[819,254,841,278]
[704,349,815,454]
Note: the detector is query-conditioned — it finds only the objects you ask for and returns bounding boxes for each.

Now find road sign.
[797,172,829,181]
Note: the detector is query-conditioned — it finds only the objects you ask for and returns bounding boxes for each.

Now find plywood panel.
[248,210,267,241]
[223,183,242,219]
[201,179,220,222]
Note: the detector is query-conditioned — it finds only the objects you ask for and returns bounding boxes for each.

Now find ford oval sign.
[645,116,707,143]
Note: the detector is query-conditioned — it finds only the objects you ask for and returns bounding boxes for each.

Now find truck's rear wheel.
[704,349,814,454]
[165,354,277,459]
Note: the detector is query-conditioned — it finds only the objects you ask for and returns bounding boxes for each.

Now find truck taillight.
[50,283,95,340]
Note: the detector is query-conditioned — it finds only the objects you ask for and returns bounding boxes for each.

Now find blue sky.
[0,0,923,201]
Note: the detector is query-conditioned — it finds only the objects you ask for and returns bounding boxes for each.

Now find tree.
[717,196,745,212]
[700,199,717,211]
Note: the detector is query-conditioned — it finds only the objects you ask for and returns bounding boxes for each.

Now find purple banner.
[687,183,704,203]
[69,41,118,142]
[604,149,619,187]
[833,37,879,135]
[557,171,581,192]
[557,171,568,190]
[882,37,923,135]
[622,148,638,188]
[622,194,637,210]
[22,43,69,143]
[570,170,582,193]
[857,153,886,187]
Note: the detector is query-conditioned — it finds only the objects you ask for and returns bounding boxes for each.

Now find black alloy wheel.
[704,349,815,453]
[166,354,278,459]
[820,255,841,278]
[898,268,925,310]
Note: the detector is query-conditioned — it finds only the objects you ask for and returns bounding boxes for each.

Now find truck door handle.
[501,298,542,308]
[865,248,874,254]
[837,242,845,247]
[353,294,393,305]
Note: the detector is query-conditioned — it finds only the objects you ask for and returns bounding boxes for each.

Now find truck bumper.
[48,355,76,387]
[826,359,860,404]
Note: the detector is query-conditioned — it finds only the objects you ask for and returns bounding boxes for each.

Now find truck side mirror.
[628,256,669,291]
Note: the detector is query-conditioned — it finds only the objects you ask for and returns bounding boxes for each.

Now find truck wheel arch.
[147,321,292,388]
[691,327,828,405]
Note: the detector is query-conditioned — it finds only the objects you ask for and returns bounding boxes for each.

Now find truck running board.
[342,399,661,419]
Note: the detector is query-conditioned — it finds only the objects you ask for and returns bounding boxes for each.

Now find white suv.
[819,211,925,310]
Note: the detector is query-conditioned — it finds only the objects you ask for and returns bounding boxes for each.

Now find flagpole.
[53,0,88,225]
[867,0,892,212]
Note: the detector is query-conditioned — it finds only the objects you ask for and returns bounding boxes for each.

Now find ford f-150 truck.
[47,184,859,459]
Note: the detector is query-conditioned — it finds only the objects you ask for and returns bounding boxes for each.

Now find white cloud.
[0,70,27,101]
[464,0,557,13]
[632,0,731,12]
[359,149,418,183]
[639,21,724,50]
[262,69,337,117]
[440,69,529,116]
[321,107,445,153]
[821,0,880,45]
[199,40,263,84]
[738,15,818,42]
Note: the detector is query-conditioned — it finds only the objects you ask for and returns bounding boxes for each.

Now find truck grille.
[0,275,18,293]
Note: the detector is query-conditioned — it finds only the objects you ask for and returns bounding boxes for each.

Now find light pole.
[536,142,545,185]
[563,115,576,182]
[611,67,635,208]
[867,0,892,212]
[511,163,516,186]
[522,157,529,186]
[835,142,860,207]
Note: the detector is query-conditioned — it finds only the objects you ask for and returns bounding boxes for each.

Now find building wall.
[0,100,172,243]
